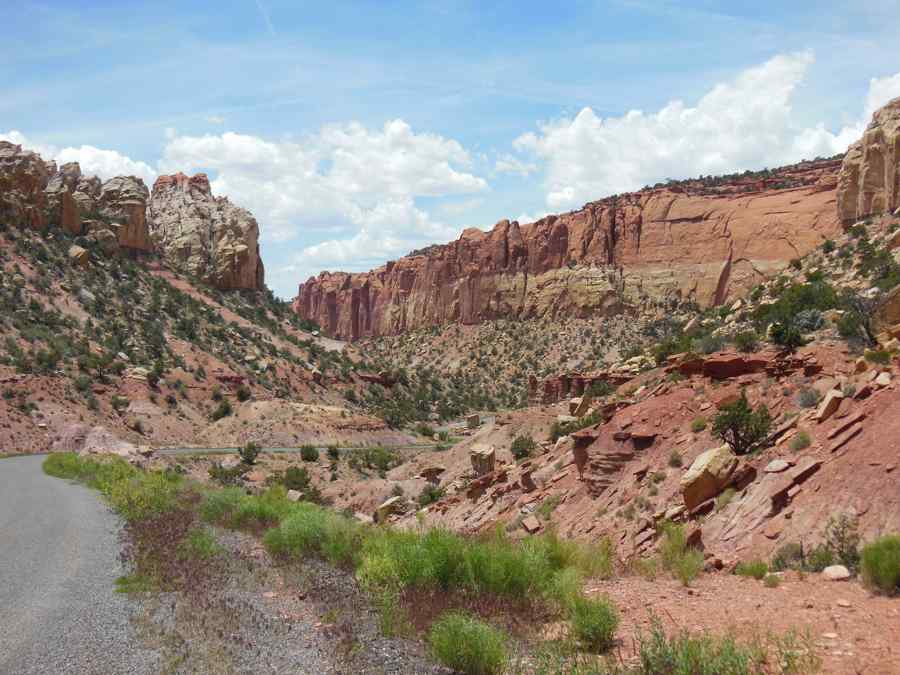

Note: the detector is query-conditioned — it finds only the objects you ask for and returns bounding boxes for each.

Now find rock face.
[0,142,265,290]
[294,159,842,339]
[149,173,264,290]
[838,97,900,223]
[0,141,50,229]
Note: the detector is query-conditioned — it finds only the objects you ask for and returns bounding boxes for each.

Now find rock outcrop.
[837,97,900,223]
[0,142,265,290]
[0,141,50,229]
[149,173,264,290]
[294,159,842,339]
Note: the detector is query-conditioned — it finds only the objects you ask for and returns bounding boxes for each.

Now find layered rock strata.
[294,159,842,340]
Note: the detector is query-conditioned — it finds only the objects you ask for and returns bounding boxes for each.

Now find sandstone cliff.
[294,160,842,340]
[0,141,264,290]
[837,96,900,223]
[149,173,265,291]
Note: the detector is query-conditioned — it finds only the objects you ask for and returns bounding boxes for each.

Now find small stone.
[822,632,839,640]
[764,459,790,473]
[522,516,541,534]
[286,489,301,502]
[823,565,851,581]
[836,599,852,608]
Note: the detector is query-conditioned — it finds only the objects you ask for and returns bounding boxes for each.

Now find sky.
[2,1,900,298]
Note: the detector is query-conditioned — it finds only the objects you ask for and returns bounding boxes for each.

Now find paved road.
[0,455,159,675]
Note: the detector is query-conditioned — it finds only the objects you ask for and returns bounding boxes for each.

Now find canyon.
[294,159,843,340]
[292,96,900,342]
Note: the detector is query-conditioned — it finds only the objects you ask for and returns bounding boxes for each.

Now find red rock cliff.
[293,159,843,340]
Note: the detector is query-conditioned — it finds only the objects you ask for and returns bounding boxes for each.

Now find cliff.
[149,172,265,291]
[837,96,900,223]
[0,142,264,290]
[293,159,842,340]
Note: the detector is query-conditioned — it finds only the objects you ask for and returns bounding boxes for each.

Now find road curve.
[0,455,160,675]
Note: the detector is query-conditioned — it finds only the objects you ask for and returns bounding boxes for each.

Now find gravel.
[0,455,161,675]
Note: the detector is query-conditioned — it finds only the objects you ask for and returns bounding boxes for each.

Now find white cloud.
[159,120,487,281]
[0,130,156,185]
[494,153,538,177]
[513,52,900,210]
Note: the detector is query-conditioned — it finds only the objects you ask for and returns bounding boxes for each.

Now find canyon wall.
[0,142,264,290]
[837,96,900,223]
[293,160,842,340]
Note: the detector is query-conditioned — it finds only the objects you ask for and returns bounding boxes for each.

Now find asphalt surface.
[0,455,160,675]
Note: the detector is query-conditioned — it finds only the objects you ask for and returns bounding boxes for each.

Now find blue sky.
[3,1,900,297]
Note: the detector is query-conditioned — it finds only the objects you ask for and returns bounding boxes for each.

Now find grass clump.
[658,522,703,586]
[428,612,508,675]
[637,619,767,675]
[763,573,781,588]
[569,596,619,653]
[860,535,900,595]
[690,417,707,433]
[178,528,222,561]
[735,560,768,580]
[789,431,811,451]
[300,444,320,462]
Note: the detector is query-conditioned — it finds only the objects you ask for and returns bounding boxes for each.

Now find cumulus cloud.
[0,130,156,184]
[512,53,900,210]
[158,120,487,281]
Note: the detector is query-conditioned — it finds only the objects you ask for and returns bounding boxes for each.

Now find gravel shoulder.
[0,455,161,675]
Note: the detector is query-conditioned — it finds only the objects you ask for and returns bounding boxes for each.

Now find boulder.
[68,245,89,268]
[521,515,541,534]
[286,489,302,502]
[376,495,405,523]
[822,565,851,581]
[680,445,739,511]
[466,413,480,429]
[469,445,496,476]
[816,389,844,423]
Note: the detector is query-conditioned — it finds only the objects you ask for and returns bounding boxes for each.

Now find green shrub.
[239,441,260,465]
[796,387,820,408]
[789,431,811,451]
[771,542,804,572]
[770,321,806,351]
[764,573,781,588]
[822,239,835,253]
[415,422,435,438]
[668,450,683,468]
[210,399,233,420]
[712,393,771,455]
[864,349,892,365]
[824,513,861,571]
[733,331,758,353]
[327,445,340,460]
[418,483,445,506]
[735,560,768,580]
[236,385,252,402]
[511,434,537,460]
[283,465,311,491]
[300,445,319,462]
[690,417,707,433]
[860,535,900,595]
[208,462,247,486]
[428,612,508,675]
[805,545,835,572]
[569,596,619,653]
